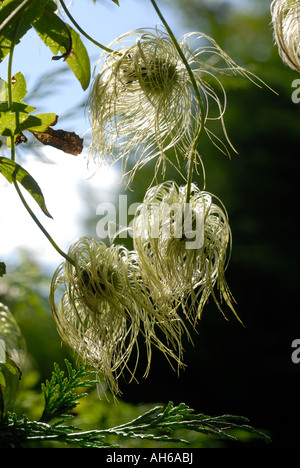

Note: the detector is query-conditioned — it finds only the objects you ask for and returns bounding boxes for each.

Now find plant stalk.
[150,0,205,202]
[12,178,75,266]
[7,35,75,267]
[59,0,114,53]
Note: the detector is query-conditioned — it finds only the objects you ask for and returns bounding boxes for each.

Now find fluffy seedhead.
[50,236,185,395]
[89,27,260,184]
[271,0,300,72]
[133,181,240,325]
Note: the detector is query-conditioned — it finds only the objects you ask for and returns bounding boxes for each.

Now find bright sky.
[0,0,186,272]
[0,0,248,272]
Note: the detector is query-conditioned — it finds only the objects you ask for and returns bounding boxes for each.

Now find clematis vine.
[133,181,241,325]
[49,236,185,395]
[48,0,270,396]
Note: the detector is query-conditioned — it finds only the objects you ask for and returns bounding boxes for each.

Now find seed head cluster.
[133,181,239,325]
[88,27,260,183]
[50,236,186,394]
[49,25,259,395]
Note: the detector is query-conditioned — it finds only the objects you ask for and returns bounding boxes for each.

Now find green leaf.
[0,263,6,277]
[0,361,271,448]
[0,157,53,218]
[24,113,58,132]
[32,3,72,59]
[0,102,57,136]
[32,5,91,90]
[0,102,35,136]
[65,26,91,90]
[0,72,27,102]
[0,0,55,62]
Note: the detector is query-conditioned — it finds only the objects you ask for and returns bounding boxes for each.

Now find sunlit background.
[0,0,271,271]
[1,0,300,448]
[0,0,184,270]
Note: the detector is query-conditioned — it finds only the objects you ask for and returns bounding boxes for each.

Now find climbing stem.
[7,43,14,112]
[150,0,205,202]
[12,176,75,266]
[7,37,75,267]
[59,0,114,53]
[6,13,22,115]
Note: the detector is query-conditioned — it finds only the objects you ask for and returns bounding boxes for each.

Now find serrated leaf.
[0,0,55,62]
[0,72,27,102]
[0,157,53,218]
[25,113,58,132]
[0,102,57,136]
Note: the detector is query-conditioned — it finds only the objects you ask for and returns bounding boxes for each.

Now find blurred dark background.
[116,0,300,447]
[1,0,299,448]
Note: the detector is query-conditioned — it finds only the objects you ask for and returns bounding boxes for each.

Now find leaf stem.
[7,50,13,113]
[59,0,114,53]
[6,14,22,115]
[12,178,75,266]
[149,0,205,202]
[6,35,75,267]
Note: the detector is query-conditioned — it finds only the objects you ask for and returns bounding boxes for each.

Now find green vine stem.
[59,0,114,53]
[6,29,75,267]
[12,177,75,266]
[150,0,206,203]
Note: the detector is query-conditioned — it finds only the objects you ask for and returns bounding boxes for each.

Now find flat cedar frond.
[0,364,271,448]
[0,359,272,447]
[40,360,97,423]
